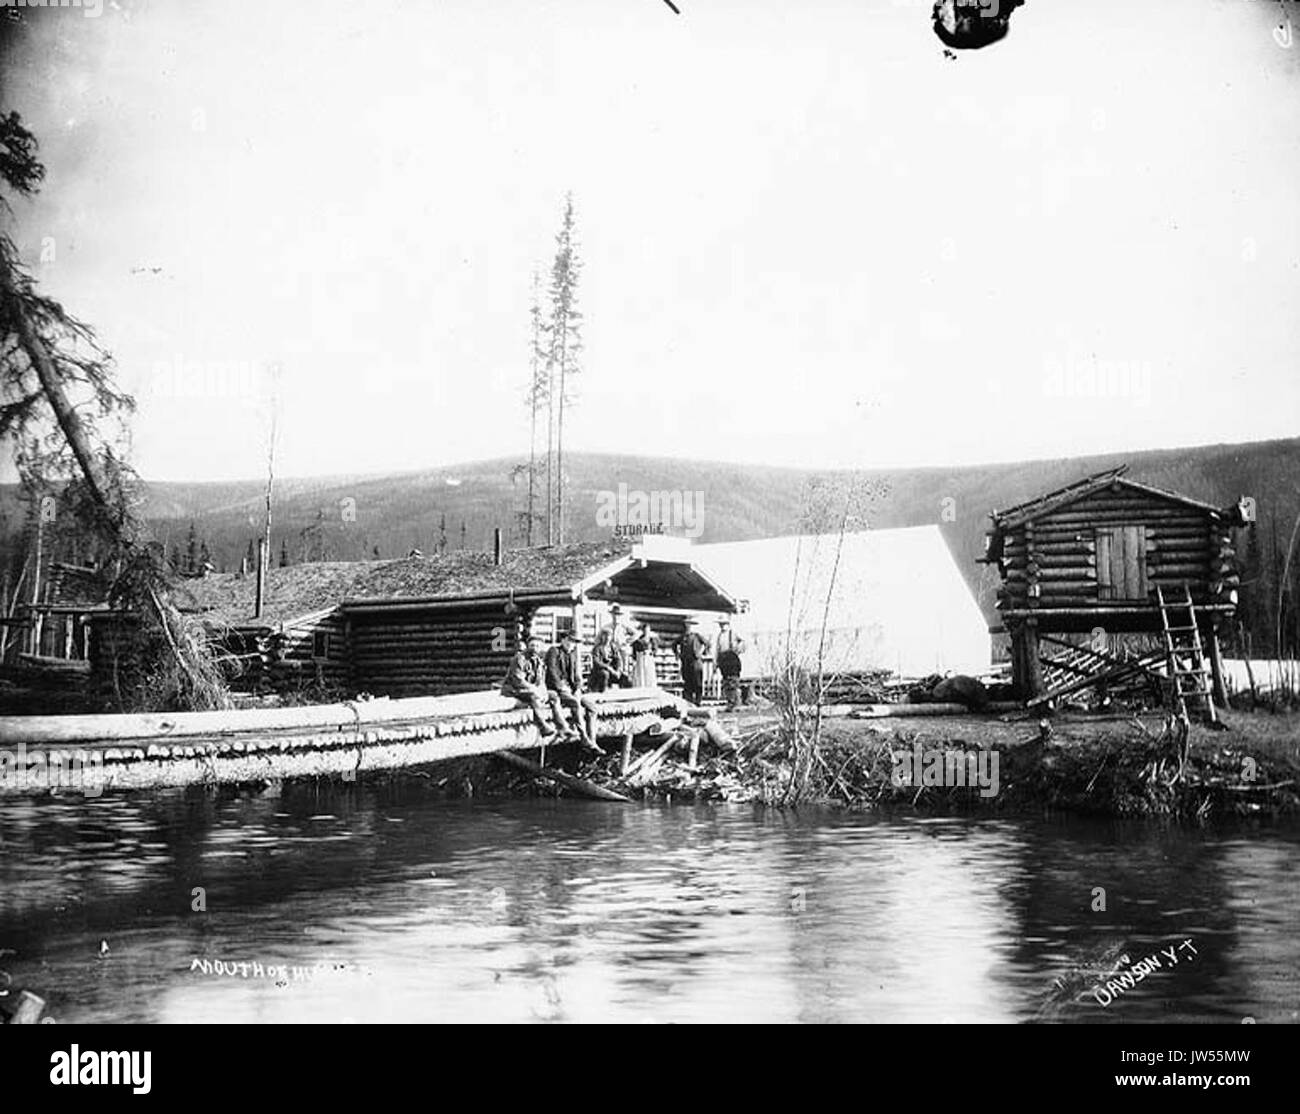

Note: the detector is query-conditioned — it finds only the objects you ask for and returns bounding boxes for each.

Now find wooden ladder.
[1155,583,1217,725]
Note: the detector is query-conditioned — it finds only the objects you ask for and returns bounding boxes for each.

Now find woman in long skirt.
[631,622,659,689]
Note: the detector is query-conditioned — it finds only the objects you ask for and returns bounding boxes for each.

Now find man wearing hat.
[500,633,571,741]
[601,603,630,645]
[715,617,746,711]
[677,617,712,705]
[589,625,633,692]
[547,629,600,752]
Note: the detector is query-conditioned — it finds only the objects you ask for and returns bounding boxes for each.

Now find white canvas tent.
[690,527,990,679]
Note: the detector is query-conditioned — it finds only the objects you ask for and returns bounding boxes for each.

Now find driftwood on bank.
[493,749,631,802]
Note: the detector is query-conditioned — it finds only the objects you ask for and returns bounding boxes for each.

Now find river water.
[0,783,1296,1024]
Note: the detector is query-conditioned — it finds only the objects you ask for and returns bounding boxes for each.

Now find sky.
[1,0,1298,483]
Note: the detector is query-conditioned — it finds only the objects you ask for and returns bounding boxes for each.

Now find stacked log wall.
[995,488,1229,615]
[86,614,148,707]
[349,607,519,697]
[277,611,350,688]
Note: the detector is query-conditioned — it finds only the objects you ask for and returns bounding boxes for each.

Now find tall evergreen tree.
[546,194,583,545]
[185,522,198,574]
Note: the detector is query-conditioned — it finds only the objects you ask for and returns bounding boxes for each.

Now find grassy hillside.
[4,436,1298,643]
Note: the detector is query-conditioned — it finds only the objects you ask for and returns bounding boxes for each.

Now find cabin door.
[1095,526,1148,600]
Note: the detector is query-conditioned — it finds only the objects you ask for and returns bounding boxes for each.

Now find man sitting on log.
[547,629,600,753]
[588,624,634,692]
[501,634,574,742]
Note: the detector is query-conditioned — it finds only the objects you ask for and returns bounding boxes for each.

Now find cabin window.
[1095,526,1148,601]
[312,631,331,660]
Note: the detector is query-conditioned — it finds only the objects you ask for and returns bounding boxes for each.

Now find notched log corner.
[932,0,1026,50]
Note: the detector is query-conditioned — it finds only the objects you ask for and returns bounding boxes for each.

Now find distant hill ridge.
[3,437,1297,626]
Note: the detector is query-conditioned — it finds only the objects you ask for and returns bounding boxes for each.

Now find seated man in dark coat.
[546,629,599,752]
[501,634,570,740]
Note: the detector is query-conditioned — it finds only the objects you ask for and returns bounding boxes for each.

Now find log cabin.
[3,561,107,664]
[340,540,737,697]
[981,467,1252,701]
[99,539,739,701]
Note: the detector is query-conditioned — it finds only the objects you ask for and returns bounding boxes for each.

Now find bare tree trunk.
[256,375,278,618]
[812,499,853,752]
[527,397,538,547]
[556,330,567,545]
[29,505,44,654]
[545,355,555,546]
[1276,503,1300,663]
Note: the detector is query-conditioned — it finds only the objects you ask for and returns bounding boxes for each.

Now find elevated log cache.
[0,687,687,798]
[983,470,1247,700]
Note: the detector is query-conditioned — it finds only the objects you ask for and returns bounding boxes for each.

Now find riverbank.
[455,706,1300,820]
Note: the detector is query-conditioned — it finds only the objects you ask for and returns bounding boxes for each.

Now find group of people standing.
[499,608,749,745]
[678,615,746,709]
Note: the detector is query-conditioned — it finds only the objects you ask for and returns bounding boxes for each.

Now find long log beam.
[0,688,689,797]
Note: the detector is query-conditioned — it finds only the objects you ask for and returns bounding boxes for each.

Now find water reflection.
[0,783,1296,1024]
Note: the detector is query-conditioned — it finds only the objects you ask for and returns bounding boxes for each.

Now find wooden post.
[621,730,632,776]
[1024,619,1045,700]
[0,569,9,661]
[1010,618,1045,701]
[29,508,44,655]
[1010,621,1028,698]
[1208,620,1228,709]
[254,537,267,620]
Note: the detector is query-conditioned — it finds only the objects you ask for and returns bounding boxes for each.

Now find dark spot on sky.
[932,0,1027,51]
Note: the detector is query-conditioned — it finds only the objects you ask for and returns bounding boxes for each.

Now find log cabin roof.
[45,562,113,609]
[989,466,1230,533]
[177,540,737,629]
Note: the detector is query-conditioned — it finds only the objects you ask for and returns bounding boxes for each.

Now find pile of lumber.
[817,670,895,704]
[1029,640,1167,710]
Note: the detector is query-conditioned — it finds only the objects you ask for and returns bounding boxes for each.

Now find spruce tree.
[546,195,582,545]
